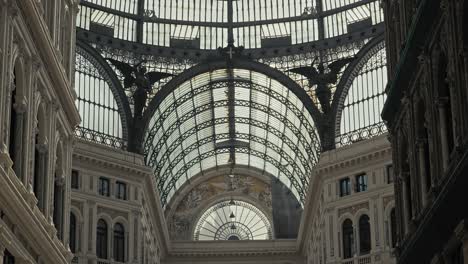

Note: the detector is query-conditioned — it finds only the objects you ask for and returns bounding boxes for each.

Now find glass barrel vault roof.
[144,69,321,207]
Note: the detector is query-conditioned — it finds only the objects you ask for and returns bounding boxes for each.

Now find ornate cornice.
[168,240,299,258]
[72,139,151,177]
[315,139,392,175]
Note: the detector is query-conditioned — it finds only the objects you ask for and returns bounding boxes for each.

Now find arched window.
[96,219,108,259]
[342,219,354,259]
[113,223,125,262]
[390,208,397,248]
[359,215,371,254]
[3,250,15,264]
[70,212,77,253]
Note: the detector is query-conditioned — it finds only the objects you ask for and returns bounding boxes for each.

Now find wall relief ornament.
[167,174,272,240]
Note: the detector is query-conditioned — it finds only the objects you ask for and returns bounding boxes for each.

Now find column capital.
[36,143,48,154]
[13,97,28,114]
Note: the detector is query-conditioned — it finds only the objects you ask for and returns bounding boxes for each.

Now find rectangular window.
[116,181,127,200]
[386,164,394,184]
[339,178,351,197]
[356,174,368,192]
[71,170,79,189]
[98,177,110,197]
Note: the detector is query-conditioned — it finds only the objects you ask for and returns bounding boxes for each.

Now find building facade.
[0,0,79,263]
[382,0,468,263]
[5,0,466,264]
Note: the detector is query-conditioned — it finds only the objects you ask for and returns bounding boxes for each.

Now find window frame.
[113,223,126,262]
[70,212,77,253]
[71,170,79,189]
[358,214,371,255]
[342,219,354,259]
[339,177,351,197]
[116,181,127,200]
[386,164,394,184]
[96,219,108,259]
[355,173,368,193]
[98,177,110,197]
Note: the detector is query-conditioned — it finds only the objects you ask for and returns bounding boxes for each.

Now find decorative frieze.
[338,202,369,217]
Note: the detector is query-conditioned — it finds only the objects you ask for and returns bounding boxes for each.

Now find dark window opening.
[116,181,127,200]
[356,174,368,192]
[71,170,79,189]
[359,215,371,254]
[340,178,351,197]
[342,219,354,259]
[113,223,125,262]
[386,165,394,184]
[96,219,108,259]
[3,250,15,264]
[98,177,110,197]
[390,208,397,248]
[70,213,77,253]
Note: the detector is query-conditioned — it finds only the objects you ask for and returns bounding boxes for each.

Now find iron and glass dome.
[74,0,388,210]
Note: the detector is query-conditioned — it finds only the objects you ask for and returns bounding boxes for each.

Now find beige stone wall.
[300,135,396,264]
[0,0,79,263]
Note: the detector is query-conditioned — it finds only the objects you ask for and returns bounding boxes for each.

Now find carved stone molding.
[338,202,369,217]
[383,195,394,209]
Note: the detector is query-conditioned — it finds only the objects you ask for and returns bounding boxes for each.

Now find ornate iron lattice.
[335,41,387,147]
[95,44,196,109]
[258,39,369,112]
[144,69,321,206]
[75,45,127,148]
[194,200,272,240]
[77,0,383,49]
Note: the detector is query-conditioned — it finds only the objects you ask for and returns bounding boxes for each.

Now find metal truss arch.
[144,67,321,207]
[142,57,322,130]
[76,40,133,143]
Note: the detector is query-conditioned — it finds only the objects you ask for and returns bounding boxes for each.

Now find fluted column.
[416,139,428,207]
[437,98,450,172]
